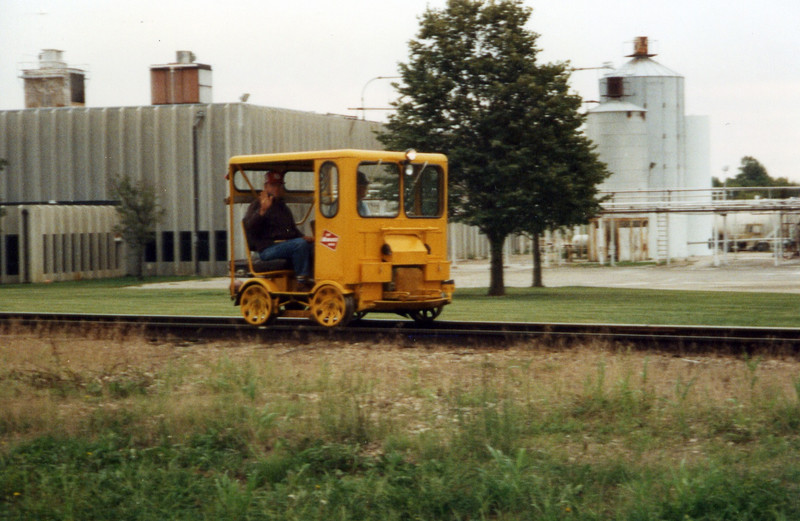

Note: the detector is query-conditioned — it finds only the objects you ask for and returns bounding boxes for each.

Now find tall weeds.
[1,329,799,519]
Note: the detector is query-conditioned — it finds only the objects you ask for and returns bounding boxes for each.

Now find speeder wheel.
[240,284,275,325]
[310,285,353,327]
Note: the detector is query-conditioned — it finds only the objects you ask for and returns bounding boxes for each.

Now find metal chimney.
[629,36,655,58]
[176,50,196,64]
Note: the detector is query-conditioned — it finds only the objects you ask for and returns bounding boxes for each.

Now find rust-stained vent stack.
[628,36,656,58]
[150,51,212,105]
[21,49,86,108]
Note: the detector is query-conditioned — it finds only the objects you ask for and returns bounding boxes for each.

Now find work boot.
[296,277,315,292]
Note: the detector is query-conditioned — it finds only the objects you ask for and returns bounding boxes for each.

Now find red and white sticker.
[320,230,339,251]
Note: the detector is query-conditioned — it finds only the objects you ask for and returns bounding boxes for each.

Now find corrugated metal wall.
[0,205,123,283]
[0,103,383,279]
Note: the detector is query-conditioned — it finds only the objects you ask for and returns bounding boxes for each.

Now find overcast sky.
[1,0,798,182]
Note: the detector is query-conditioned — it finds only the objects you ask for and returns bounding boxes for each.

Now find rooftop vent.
[20,49,86,108]
[628,36,656,58]
[150,51,212,105]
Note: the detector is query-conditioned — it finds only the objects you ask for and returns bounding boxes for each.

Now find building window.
[161,231,175,262]
[145,235,157,262]
[90,233,99,270]
[5,235,19,276]
[43,234,49,274]
[62,235,68,273]
[197,231,210,262]
[81,233,89,271]
[214,230,227,261]
[179,231,192,262]
[71,233,78,273]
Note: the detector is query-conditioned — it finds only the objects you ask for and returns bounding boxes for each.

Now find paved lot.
[141,253,800,293]
[453,253,800,293]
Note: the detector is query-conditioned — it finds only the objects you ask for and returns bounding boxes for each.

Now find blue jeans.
[258,238,313,278]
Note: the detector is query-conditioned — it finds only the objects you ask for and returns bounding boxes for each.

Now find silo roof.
[608,57,682,78]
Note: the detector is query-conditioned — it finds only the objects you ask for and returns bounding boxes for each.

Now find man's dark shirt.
[243,197,302,252]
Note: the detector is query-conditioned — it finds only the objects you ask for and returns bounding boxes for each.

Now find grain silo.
[601,37,686,192]
[586,37,711,261]
[585,102,649,194]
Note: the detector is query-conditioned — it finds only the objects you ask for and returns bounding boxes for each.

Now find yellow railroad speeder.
[226,149,454,327]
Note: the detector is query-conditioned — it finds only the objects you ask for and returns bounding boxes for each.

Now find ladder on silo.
[656,213,670,264]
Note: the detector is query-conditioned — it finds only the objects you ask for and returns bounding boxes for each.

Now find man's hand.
[258,191,273,215]
[303,235,314,243]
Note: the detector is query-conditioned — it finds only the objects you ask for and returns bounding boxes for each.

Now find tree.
[111,174,165,279]
[0,159,7,220]
[518,146,608,287]
[378,0,608,295]
[712,156,797,199]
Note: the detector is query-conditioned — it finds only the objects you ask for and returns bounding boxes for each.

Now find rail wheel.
[409,306,443,324]
[310,285,354,327]
[240,284,275,325]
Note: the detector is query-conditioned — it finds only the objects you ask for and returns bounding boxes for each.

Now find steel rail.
[1,312,798,352]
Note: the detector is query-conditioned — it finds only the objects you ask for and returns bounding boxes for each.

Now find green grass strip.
[2,277,800,327]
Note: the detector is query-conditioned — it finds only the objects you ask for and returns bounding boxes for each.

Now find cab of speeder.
[226,149,454,327]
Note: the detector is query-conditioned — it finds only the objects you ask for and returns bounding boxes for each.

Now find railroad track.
[1,312,798,352]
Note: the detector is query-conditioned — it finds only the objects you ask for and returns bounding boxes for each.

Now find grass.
[448,287,800,327]
[0,277,236,316]
[1,331,799,519]
[2,276,800,327]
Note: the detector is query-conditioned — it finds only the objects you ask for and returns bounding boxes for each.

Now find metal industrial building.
[0,103,382,283]
[0,51,383,283]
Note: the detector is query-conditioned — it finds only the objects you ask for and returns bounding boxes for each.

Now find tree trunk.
[532,233,544,287]
[488,236,505,296]
[135,246,145,280]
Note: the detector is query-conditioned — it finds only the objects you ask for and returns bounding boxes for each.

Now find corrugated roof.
[607,57,682,78]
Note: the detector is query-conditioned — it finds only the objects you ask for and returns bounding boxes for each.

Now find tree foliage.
[0,158,7,220]
[378,0,608,294]
[712,156,798,199]
[111,174,165,279]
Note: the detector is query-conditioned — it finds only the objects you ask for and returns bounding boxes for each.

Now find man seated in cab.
[243,171,314,290]
[357,170,371,216]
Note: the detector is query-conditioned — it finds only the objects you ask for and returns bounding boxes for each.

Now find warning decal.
[320,230,339,251]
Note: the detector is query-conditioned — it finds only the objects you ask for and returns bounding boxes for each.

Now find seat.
[234,257,290,277]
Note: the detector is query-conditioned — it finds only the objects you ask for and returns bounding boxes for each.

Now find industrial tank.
[585,100,649,196]
[685,115,713,255]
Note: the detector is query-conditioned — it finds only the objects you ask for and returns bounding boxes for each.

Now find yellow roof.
[228,149,447,165]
